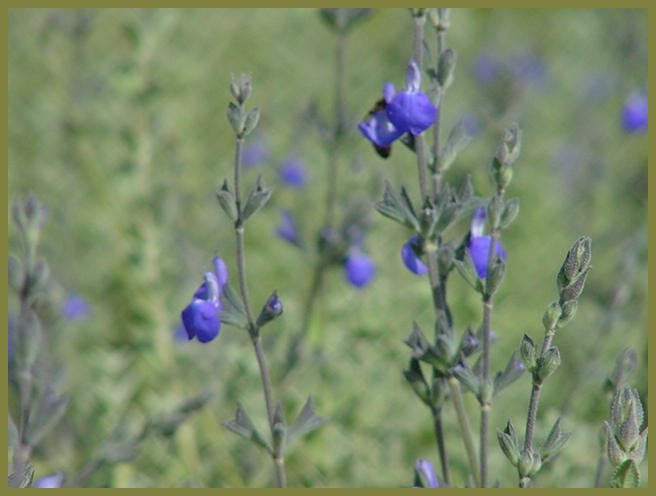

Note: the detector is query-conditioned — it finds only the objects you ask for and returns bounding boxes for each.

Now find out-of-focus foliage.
[8,9,647,487]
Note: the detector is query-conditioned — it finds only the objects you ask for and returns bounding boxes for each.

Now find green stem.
[431,406,451,486]
[431,27,447,194]
[480,297,492,488]
[233,135,287,488]
[448,377,481,487]
[520,330,554,488]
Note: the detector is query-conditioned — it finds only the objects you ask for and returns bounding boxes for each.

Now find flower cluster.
[358,59,437,149]
[180,257,228,343]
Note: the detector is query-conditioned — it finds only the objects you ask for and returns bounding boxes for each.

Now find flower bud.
[485,256,506,297]
[500,197,520,228]
[537,346,561,383]
[437,48,457,89]
[256,290,284,328]
[542,301,562,331]
[518,448,541,478]
[497,424,520,466]
[604,421,627,467]
[428,8,450,30]
[216,179,238,222]
[227,102,246,136]
[520,334,536,371]
[243,107,260,137]
[557,300,577,326]
[230,74,252,104]
[403,358,431,406]
[560,267,590,303]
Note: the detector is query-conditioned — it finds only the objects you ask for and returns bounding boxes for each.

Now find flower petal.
[386,92,437,135]
[358,110,404,147]
[401,236,428,276]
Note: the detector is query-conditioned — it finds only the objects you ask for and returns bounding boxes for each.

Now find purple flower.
[467,207,506,279]
[275,209,300,245]
[344,249,376,288]
[242,137,270,168]
[35,473,64,488]
[278,156,308,188]
[401,235,428,276]
[473,53,503,85]
[414,458,440,488]
[358,60,437,148]
[622,93,648,133]
[511,51,549,89]
[358,109,405,148]
[61,293,90,320]
[385,60,438,135]
[180,257,228,343]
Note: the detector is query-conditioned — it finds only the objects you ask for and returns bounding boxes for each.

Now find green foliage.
[8,8,647,487]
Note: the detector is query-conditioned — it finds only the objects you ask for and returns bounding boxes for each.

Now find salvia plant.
[8,8,647,488]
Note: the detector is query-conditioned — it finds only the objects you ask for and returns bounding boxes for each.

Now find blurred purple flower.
[467,207,506,279]
[180,257,228,343]
[278,156,308,188]
[461,111,483,137]
[414,458,440,488]
[473,53,503,85]
[401,235,428,276]
[61,293,90,320]
[622,93,648,133]
[242,138,270,168]
[35,473,64,488]
[511,51,549,89]
[275,209,300,246]
[344,249,376,288]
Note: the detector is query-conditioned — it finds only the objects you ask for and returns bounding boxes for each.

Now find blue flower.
[62,293,90,320]
[358,108,405,148]
[344,249,376,288]
[467,207,506,279]
[385,60,438,135]
[35,473,64,488]
[401,235,428,276]
[622,93,648,133]
[275,209,300,245]
[180,257,228,343]
[511,51,549,89]
[414,458,440,488]
[358,60,437,149]
[278,156,308,188]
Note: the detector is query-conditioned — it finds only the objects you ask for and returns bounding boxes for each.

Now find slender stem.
[431,406,451,486]
[448,377,481,487]
[233,135,287,487]
[431,28,447,194]
[413,16,430,201]
[480,298,492,488]
[520,330,554,488]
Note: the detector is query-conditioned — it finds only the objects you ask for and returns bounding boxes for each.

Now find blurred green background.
[8,8,647,487]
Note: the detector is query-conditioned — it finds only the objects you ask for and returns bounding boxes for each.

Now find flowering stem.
[448,377,481,487]
[233,136,287,488]
[480,298,492,488]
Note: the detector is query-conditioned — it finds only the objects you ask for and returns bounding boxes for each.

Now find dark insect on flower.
[360,98,394,159]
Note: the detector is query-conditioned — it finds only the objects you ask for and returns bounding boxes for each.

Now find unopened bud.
[537,346,561,383]
[542,301,562,331]
[256,290,284,328]
[520,334,536,371]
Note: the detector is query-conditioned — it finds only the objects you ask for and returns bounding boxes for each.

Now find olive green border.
[3,1,652,494]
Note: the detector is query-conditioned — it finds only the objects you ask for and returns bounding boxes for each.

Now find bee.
[363,97,392,159]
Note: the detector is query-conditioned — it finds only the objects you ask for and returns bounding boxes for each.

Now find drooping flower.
[344,248,376,288]
[467,207,506,279]
[401,235,428,276]
[34,473,64,488]
[180,257,228,343]
[278,156,308,188]
[275,209,300,245]
[385,60,438,135]
[414,458,440,488]
[622,93,648,133]
[61,292,90,320]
